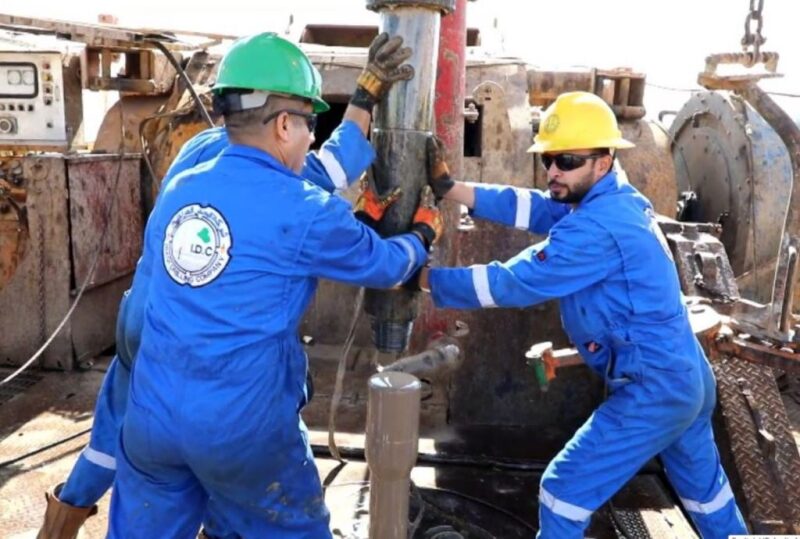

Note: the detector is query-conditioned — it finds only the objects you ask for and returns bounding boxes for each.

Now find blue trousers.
[109,343,329,539]
[537,350,747,538]
[60,358,129,507]
[59,357,238,537]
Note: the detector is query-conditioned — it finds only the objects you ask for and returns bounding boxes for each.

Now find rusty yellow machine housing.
[0,19,220,369]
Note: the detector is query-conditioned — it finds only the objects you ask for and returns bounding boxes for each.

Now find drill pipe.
[364,0,455,353]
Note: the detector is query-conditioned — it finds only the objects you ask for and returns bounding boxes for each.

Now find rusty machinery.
[656,7,800,532]
[2,2,800,537]
[0,16,222,370]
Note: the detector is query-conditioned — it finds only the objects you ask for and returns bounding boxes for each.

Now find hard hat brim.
[312,96,330,113]
[527,137,635,153]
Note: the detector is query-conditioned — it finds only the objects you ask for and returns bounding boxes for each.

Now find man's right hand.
[349,33,414,111]
[410,186,443,250]
[354,177,402,229]
[426,135,456,200]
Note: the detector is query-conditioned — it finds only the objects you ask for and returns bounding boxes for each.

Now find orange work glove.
[354,177,402,229]
[410,185,443,250]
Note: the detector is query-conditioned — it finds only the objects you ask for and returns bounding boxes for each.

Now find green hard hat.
[214,32,329,113]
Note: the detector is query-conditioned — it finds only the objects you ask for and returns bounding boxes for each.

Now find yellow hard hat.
[527,91,634,153]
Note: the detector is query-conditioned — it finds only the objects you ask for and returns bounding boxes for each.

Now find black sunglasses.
[541,152,607,172]
[262,109,317,132]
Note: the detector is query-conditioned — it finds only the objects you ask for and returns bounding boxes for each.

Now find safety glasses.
[541,152,607,172]
[262,109,318,132]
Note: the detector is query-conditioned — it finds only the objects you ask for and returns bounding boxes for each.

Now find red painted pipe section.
[435,0,467,269]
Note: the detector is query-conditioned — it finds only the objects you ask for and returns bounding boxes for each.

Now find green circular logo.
[543,114,560,134]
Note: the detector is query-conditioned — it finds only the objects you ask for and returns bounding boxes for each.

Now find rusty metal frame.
[715,332,800,374]
[0,13,225,50]
[699,54,800,343]
[659,219,742,307]
[80,47,173,94]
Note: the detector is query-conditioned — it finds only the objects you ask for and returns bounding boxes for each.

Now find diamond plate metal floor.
[0,357,111,538]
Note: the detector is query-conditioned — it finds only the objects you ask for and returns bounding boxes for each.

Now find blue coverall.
[60,122,372,539]
[58,127,229,509]
[427,171,747,539]
[109,126,428,538]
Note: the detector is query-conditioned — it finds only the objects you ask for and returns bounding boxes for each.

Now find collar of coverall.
[575,170,622,207]
[218,143,305,181]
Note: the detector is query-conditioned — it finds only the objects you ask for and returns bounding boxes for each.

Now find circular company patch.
[163,204,232,287]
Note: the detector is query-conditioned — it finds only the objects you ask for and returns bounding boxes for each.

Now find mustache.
[548,180,566,188]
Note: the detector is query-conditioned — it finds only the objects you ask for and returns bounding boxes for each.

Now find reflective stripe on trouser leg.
[539,486,592,521]
[60,357,129,507]
[677,479,746,539]
[537,486,593,539]
[659,364,747,539]
[680,494,746,539]
[680,481,734,515]
[538,367,704,538]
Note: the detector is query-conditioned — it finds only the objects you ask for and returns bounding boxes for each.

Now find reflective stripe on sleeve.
[514,188,531,229]
[318,148,348,191]
[82,446,117,470]
[472,265,497,308]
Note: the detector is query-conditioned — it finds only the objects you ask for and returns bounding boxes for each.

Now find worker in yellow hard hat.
[411,91,747,539]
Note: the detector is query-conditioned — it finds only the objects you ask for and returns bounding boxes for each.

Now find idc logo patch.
[163,204,232,287]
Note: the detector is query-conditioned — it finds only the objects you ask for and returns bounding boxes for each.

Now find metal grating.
[0,368,43,406]
[611,508,653,539]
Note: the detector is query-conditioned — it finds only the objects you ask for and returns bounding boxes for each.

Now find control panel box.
[0,51,68,148]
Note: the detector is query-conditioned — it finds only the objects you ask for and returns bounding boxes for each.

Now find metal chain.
[741,0,766,58]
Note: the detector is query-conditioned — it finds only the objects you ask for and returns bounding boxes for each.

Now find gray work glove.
[350,33,414,111]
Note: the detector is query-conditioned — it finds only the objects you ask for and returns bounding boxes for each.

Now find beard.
[548,170,596,204]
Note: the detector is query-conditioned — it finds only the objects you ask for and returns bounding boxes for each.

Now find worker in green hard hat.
[105,31,442,539]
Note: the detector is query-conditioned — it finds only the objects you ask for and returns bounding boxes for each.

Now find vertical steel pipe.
[364,0,455,353]
[366,371,422,539]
